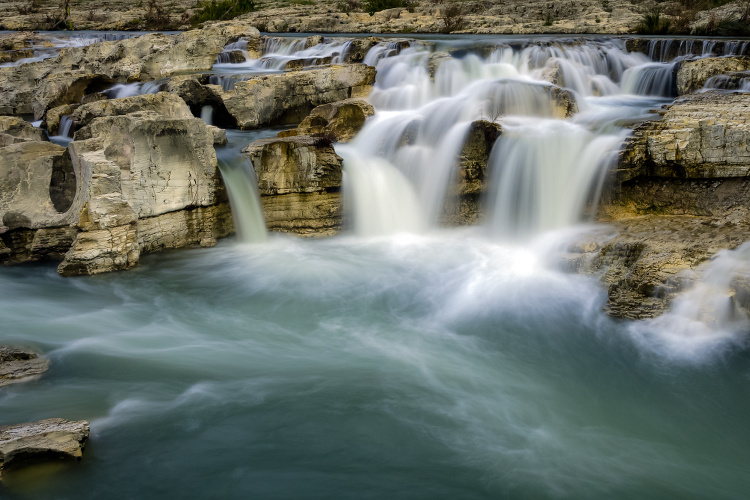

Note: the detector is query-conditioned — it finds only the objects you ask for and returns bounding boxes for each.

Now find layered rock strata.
[243,136,343,236]
[588,91,750,318]
[0,419,89,478]
[277,98,375,143]
[220,64,376,129]
[676,56,750,95]
[0,347,50,388]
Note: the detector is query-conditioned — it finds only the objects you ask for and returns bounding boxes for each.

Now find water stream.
[2,33,750,499]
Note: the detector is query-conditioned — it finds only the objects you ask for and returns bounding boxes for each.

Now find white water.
[341,39,669,239]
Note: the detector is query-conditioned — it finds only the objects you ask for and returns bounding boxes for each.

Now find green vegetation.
[363,0,413,16]
[190,0,256,26]
[635,8,670,34]
[439,1,464,32]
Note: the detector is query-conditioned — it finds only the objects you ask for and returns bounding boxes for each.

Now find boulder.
[0,347,50,388]
[71,92,194,133]
[243,136,343,236]
[0,419,89,478]
[442,120,502,226]
[278,98,374,143]
[32,72,114,120]
[0,116,47,144]
[0,49,33,64]
[676,56,750,95]
[162,76,236,128]
[221,64,376,129]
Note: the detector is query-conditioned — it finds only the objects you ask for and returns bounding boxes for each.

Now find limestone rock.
[676,56,750,95]
[0,419,89,478]
[71,92,194,133]
[45,104,79,136]
[427,51,453,79]
[221,64,376,129]
[278,98,374,143]
[243,136,343,236]
[0,347,50,388]
[32,72,114,120]
[0,116,47,144]
[442,120,502,226]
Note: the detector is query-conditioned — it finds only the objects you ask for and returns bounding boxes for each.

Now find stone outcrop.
[1,96,234,275]
[590,91,750,318]
[243,136,343,236]
[676,56,750,95]
[0,347,50,388]
[220,64,376,129]
[0,419,89,478]
[0,22,260,117]
[0,116,47,145]
[442,120,502,226]
[278,98,374,143]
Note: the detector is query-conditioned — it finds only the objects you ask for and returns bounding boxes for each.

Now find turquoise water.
[1,231,749,499]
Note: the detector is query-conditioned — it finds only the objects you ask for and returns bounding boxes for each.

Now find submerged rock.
[221,64,376,129]
[0,419,89,478]
[243,136,343,236]
[676,56,750,95]
[0,347,50,388]
[278,98,374,143]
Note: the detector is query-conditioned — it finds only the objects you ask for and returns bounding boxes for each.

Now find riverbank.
[0,0,748,35]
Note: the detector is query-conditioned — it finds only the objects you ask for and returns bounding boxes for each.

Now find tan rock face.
[0,418,89,478]
[676,56,750,95]
[0,347,50,388]
[278,98,375,143]
[589,91,750,319]
[244,136,343,236]
[221,64,376,129]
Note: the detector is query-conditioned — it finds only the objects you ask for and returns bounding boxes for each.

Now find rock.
[0,141,69,232]
[0,22,260,117]
[0,346,50,388]
[0,49,33,64]
[566,216,750,319]
[427,51,453,79]
[162,75,236,128]
[32,72,114,120]
[221,64,376,129]
[0,116,47,144]
[278,98,374,143]
[442,120,502,226]
[243,136,343,236]
[548,85,578,118]
[341,37,382,63]
[0,418,89,478]
[57,110,230,275]
[676,56,750,95]
[71,92,194,132]
[613,92,750,191]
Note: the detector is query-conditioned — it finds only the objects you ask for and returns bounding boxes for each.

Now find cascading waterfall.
[342,38,664,238]
[200,105,214,126]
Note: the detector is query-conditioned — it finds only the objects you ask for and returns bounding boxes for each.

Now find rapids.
[2,33,750,499]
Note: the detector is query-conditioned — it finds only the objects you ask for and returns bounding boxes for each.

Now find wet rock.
[548,85,578,118]
[0,49,33,64]
[0,347,50,388]
[442,120,502,226]
[566,216,750,319]
[427,51,452,79]
[45,104,79,136]
[0,418,89,478]
[676,56,750,95]
[221,64,376,129]
[278,98,374,143]
[243,136,343,236]
[162,75,236,128]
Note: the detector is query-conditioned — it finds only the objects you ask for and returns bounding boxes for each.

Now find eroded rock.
[243,136,343,236]
[676,56,750,95]
[0,418,89,478]
[0,347,50,388]
[0,116,47,145]
[278,98,374,143]
[221,64,376,129]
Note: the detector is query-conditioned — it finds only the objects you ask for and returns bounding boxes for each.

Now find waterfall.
[59,115,74,138]
[216,153,268,243]
[200,105,214,126]
[104,81,163,99]
[214,36,352,73]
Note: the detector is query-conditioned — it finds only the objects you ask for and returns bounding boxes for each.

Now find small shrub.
[601,0,612,13]
[337,0,361,13]
[144,0,174,30]
[440,2,464,32]
[190,0,256,26]
[636,7,671,34]
[362,0,410,15]
[543,12,554,26]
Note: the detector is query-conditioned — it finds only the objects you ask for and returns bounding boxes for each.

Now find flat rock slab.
[0,347,50,388]
[0,418,90,478]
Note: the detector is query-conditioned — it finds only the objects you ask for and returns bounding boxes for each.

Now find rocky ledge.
[578,91,750,319]
[0,347,50,388]
[0,419,90,479]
